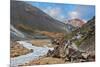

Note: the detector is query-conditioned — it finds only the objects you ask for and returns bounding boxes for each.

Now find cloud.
[82,19,87,23]
[68,11,80,19]
[44,7,61,18]
[43,7,66,22]
[68,11,87,23]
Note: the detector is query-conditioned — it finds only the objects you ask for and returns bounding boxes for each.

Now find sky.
[27,1,95,23]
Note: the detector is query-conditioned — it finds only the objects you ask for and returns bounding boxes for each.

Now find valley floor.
[10,30,95,67]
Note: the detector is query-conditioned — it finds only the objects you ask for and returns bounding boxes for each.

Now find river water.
[10,41,54,67]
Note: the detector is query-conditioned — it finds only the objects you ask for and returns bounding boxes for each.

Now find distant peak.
[67,18,85,27]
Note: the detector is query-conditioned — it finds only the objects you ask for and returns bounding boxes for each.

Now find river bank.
[10,40,54,67]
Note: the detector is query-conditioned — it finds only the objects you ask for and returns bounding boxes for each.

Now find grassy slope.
[64,16,95,47]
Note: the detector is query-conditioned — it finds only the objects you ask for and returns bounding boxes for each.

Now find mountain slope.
[78,16,95,52]
[11,1,66,36]
[10,25,27,41]
[64,16,95,54]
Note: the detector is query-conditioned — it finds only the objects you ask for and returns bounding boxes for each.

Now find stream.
[10,40,54,67]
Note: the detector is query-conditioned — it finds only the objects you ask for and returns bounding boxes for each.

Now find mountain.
[78,16,95,52]
[64,16,95,52]
[11,0,66,36]
[67,19,85,27]
[65,23,76,32]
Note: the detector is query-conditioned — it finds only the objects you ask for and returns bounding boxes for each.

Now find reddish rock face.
[68,19,85,27]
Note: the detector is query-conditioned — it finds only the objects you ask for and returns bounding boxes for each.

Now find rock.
[47,50,53,57]
[47,35,95,63]
[81,52,89,59]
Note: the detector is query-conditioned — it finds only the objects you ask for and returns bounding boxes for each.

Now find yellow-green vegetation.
[16,24,35,34]
[74,36,87,46]
[10,41,32,58]
[64,32,74,40]
[30,39,53,47]
[64,28,79,40]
